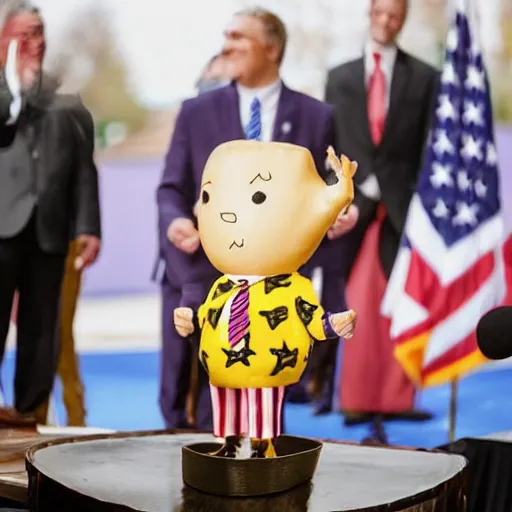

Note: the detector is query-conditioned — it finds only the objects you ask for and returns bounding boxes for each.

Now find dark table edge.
[22,429,469,512]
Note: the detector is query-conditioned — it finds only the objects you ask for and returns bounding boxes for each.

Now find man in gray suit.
[0,3,101,425]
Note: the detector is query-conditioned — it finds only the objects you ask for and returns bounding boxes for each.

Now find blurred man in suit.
[156,7,357,430]
[0,3,101,426]
[325,0,438,426]
[195,53,232,95]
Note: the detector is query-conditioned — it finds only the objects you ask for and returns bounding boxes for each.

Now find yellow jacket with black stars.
[196,272,337,389]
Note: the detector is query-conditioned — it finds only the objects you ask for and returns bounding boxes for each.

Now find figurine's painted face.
[198,141,345,276]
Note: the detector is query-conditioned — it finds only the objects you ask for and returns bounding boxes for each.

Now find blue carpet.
[1,350,510,448]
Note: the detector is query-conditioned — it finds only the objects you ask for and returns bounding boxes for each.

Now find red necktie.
[367,52,386,146]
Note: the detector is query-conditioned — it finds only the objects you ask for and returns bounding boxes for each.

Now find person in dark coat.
[0,3,101,426]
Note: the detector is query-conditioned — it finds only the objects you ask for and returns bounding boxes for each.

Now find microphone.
[476,306,512,360]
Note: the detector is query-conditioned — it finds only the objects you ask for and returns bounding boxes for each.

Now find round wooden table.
[26,431,468,511]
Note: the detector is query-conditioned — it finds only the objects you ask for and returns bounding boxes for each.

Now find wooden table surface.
[0,427,48,504]
[0,426,114,504]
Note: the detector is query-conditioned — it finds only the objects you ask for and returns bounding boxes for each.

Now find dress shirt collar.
[236,78,282,105]
[364,41,397,82]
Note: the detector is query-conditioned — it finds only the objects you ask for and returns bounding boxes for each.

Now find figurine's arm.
[306,306,357,341]
[297,277,357,341]
[327,310,357,339]
[174,276,226,337]
[174,307,197,337]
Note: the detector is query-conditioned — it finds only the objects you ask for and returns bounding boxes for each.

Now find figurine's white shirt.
[226,275,264,286]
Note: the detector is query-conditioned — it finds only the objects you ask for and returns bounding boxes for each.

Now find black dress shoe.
[343,412,375,426]
[361,417,389,445]
[210,435,241,458]
[286,389,311,404]
[383,409,433,422]
[313,404,332,416]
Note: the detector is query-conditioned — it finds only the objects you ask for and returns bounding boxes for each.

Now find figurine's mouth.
[229,239,244,250]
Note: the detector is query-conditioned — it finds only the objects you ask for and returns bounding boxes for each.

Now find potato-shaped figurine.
[174,141,357,459]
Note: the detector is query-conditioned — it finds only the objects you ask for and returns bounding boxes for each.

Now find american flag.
[381,1,508,387]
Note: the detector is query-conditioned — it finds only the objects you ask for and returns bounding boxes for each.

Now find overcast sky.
[35,0,500,108]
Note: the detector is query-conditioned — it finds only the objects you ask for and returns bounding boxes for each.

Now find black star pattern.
[264,274,292,294]
[200,351,209,374]
[222,335,256,368]
[208,307,223,329]
[213,280,235,299]
[270,341,299,376]
[304,343,313,362]
[259,306,288,330]
[295,297,318,326]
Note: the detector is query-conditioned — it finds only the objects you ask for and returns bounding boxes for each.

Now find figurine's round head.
[197,140,355,276]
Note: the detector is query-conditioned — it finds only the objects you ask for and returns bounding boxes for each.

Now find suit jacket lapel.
[381,49,409,146]
[219,82,244,141]
[272,83,297,143]
[346,58,374,152]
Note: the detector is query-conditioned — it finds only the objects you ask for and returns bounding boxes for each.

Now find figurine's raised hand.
[329,310,357,339]
[325,148,358,239]
[327,147,358,180]
[174,307,195,337]
[327,203,359,240]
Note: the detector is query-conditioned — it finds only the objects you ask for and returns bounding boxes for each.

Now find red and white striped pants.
[210,385,285,439]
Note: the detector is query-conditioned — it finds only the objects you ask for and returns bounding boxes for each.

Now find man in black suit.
[326,0,438,426]
[0,3,101,425]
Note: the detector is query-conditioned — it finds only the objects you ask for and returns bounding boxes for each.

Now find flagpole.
[444,0,465,447]
[448,378,458,442]
[446,0,481,447]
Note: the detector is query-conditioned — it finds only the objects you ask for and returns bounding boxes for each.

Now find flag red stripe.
[421,331,477,376]
[420,239,512,379]
[503,234,512,304]
[406,249,494,317]
[394,249,495,346]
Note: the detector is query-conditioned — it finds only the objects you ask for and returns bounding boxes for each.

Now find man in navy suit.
[156,7,357,429]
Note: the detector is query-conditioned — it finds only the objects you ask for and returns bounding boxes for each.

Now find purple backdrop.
[81,158,162,297]
[497,126,512,230]
[81,126,512,297]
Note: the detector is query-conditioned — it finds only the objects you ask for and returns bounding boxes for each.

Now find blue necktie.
[245,97,261,141]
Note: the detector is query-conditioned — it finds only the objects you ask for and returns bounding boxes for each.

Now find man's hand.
[330,310,357,339]
[3,38,38,91]
[174,307,195,337]
[167,218,200,254]
[4,40,21,92]
[74,235,101,271]
[327,204,359,240]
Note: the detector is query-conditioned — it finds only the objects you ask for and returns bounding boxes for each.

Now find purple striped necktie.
[228,279,250,348]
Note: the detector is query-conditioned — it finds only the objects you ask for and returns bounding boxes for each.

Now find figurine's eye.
[252,191,266,204]
[202,190,210,204]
